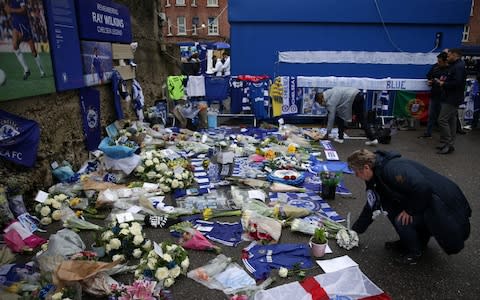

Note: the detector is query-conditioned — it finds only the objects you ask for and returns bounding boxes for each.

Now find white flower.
[130,227,142,236]
[182,172,190,179]
[35,203,42,212]
[171,179,179,189]
[51,292,63,300]
[181,258,190,271]
[155,164,162,171]
[169,266,181,278]
[165,170,173,177]
[159,163,168,171]
[119,228,130,236]
[40,217,52,225]
[40,206,51,217]
[102,231,114,241]
[143,240,152,250]
[278,267,289,278]
[133,235,144,245]
[134,269,142,278]
[146,171,157,179]
[41,242,48,252]
[112,254,125,262]
[133,248,142,258]
[147,250,156,258]
[160,184,171,193]
[136,166,145,173]
[175,173,183,180]
[145,159,153,167]
[51,200,62,209]
[44,198,53,205]
[105,244,112,253]
[119,223,129,228]
[55,194,68,201]
[51,210,62,221]
[145,151,153,160]
[162,253,173,262]
[155,267,169,281]
[178,181,184,189]
[153,157,160,164]
[109,238,122,250]
[163,277,175,288]
[147,260,156,270]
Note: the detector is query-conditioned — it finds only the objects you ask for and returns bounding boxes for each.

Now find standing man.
[221,51,230,76]
[5,0,45,80]
[347,149,471,265]
[436,48,466,154]
[314,87,377,145]
[90,47,104,84]
[419,52,449,138]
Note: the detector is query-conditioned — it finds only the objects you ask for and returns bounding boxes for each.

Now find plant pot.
[309,237,328,258]
[91,243,105,258]
[321,184,337,200]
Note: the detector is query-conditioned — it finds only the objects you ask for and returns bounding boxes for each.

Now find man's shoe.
[418,133,432,139]
[23,70,31,80]
[395,253,422,265]
[384,240,407,253]
[437,145,455,154]
[365,139,378,146]
[333,138,344,144]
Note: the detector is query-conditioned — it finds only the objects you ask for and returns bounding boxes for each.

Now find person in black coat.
[347,149,471,265]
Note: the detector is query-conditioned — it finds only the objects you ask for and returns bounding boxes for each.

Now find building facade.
[463,0,479,45]
[160,0,229,44]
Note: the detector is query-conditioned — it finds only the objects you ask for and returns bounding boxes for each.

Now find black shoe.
[437,145,455,154]
[395,253,422,265]
[435,144,446,150]
[457,130,467,135]
[418,133,432,139]
[385,240,407,253]
[23,70,31,80]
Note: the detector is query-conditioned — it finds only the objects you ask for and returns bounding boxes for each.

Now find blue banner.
[44,0,84,91]
[75,0,132,43]
[79,88,101,151]
[0,110,40,167]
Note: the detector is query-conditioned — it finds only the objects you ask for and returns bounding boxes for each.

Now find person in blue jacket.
[347,149,471,265]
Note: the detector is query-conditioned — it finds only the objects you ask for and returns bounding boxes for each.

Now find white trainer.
[334,138,344,144]
[365,139,379,146]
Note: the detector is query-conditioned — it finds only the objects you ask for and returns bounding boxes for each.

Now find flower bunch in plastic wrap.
[34,193,70,225]
[101,221,153,261]
[135,149,194,194]
[135,241,189,288]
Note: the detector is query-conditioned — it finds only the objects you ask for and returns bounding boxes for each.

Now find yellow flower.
[69,198,81,207]
[287,144,296,154]
[203,208,213,220]
[264,149,276,160]
[6,283,20,293]
[75,210,83,217]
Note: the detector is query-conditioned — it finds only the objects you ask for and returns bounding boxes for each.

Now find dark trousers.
[352,92,376,141]
[389,213,431,255]
[438,103,457,147]
[335,115,346,139]
[426,100,441,135]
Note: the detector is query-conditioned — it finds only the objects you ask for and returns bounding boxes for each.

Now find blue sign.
[75,0,132,43]
[44,0,84,91]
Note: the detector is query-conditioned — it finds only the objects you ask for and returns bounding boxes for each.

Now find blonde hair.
[347,149,376,170]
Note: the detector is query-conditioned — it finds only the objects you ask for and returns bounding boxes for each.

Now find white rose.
[105,244,112,253]
[145,159,153,167]
[51,210,62,221]
[109,238,122,250]
[40,206,51,217]
[155,267,169,281]
[182,172,190,179]
[136,165,145,173]
[133,248,143,258]
[134,269,142,278]
[119,223,129,228]
[146,171,156,179]
[56,194,68,201]
[44,198,53,205]
[160,184,171,193]
[178,181,184,189]
[51,292,63,300]
[159,163,168,171]
[130,222,142,231]
[181,258,190,271]
[153,158,160,164]
[159,177,165,183]
[119,228,130,236]
[133,235,144,245]
[130,227,142,236]
[171,179,179,189]
[112,254,125,262]
[102,231,114,241]
[145,151,153,160]
[175,173,183,180]
[155,164,162,171]
[147,250,156,258]
[35,203,42,212]
[147,260,156,270]
[143,240,152,250]
[40,217,52,225]
[170,244,178,251]
[169,266,181,278]
[163,277,175,288]
[165,171,173,177]
[278,267,289,278]
[51,200,62,209]
[162,253,173,262]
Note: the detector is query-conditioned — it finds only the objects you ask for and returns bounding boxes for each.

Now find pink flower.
[180,229,219,252]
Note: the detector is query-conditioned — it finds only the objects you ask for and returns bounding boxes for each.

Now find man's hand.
[397,210,413,226]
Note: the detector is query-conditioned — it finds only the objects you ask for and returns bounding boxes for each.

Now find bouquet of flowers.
[320,171,342,187]
[135,149,195,194]
[135,241,189,288]
[109,280,173,300]
[101,221,153,261]
[34,193,70,225]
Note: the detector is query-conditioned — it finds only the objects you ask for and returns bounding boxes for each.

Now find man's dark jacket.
[443,58,467,106]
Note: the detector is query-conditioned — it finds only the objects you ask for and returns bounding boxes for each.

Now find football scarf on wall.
[270,76,299,117]
[0,110,40,167]
[79,87,101,151]
[393,91,430,122]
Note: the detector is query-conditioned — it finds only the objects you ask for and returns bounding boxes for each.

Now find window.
[177,16,186,35]
[207,0,218,7]
[471,0,475,16]
[208,17,218,35]
[167,18,172,36]
[192,17,199,35]
[175,0,186,6]
[462,25,470,42]
[165,0,171,7]
[191,0,197,7]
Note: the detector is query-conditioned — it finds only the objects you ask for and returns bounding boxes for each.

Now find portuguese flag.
[393,91,430,122]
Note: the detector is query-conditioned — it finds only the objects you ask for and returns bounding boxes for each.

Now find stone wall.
[0,0,180,196]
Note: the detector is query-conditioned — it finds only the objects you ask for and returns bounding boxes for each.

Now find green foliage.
[320,171,342,186]
[312,227,327,244]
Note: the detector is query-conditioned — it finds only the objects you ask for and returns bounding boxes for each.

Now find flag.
[0,110,40,167]
[393,91,430,122]
[79,87,101,151]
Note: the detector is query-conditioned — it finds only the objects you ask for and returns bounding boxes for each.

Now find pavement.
[26,125,480,300]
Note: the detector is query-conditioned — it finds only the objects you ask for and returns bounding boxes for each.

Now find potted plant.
[91,231,105,258]
[310,227,328,257]
[320,171,341,200]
